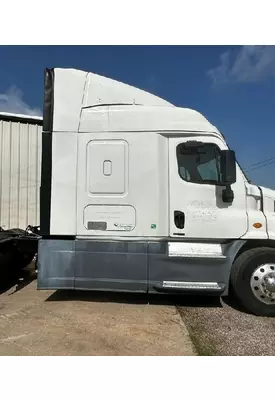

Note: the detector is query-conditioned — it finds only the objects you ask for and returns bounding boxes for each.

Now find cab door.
[169,135,247,239]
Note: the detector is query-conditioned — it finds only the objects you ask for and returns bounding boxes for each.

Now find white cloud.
[0,86,42,116]
[208,46,275,85]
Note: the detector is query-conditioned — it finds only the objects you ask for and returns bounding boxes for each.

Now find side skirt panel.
[148,241,244,296]
[37,239,75,289]
[37,239,245,295]
[74,240,147,292]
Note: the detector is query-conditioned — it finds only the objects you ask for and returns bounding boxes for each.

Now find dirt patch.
[0,279,196,356]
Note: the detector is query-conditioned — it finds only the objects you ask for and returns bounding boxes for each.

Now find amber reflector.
[253,223,262,229]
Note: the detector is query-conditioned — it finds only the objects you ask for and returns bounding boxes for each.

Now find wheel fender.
[221,240,247,296]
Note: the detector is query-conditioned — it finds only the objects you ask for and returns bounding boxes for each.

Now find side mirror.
[220,150,236,185]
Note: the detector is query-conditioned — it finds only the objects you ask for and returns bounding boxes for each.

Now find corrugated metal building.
[0,112,43,229]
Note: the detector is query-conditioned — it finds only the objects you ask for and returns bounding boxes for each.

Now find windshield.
[237,160,250,183]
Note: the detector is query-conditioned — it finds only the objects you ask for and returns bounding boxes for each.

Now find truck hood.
[246,183,275,201]
[260,186,275,200]
[260,186,275,240]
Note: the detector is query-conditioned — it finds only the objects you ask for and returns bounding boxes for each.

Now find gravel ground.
[177,296,275,356]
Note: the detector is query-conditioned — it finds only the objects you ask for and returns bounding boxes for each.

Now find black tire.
[230,247,275,317]
[0,249,18,289]
[14,252,35,271]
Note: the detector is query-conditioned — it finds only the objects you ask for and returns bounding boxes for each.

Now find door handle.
[174,210,185,229]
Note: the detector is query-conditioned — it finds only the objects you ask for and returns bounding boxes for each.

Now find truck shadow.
[46,289,223,308]
[0,262,244,312]
[0,262,37,295]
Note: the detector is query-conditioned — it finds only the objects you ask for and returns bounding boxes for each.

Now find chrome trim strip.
[163,281,222,290]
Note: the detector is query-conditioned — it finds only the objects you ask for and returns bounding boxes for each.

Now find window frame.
[176,142,224,186]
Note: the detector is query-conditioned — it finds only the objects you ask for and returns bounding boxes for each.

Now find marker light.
[253,223,262,229]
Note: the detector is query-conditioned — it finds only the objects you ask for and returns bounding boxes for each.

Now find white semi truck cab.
[37,67,275,316]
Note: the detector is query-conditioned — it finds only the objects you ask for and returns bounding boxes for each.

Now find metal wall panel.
[0,117,42,229]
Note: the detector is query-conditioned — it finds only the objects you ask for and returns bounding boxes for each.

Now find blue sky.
[0,45,274,188]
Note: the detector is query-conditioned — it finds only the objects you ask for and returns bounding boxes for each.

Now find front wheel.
[230,247,275,317]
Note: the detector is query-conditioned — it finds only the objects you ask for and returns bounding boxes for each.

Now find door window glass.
[177,143,222,184]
